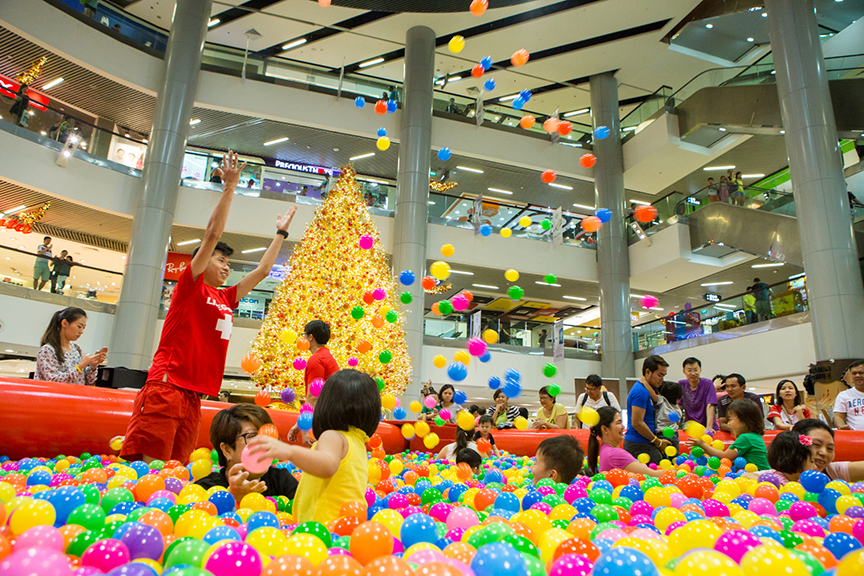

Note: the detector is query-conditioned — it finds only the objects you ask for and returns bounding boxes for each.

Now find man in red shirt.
[120,151,296,463]
[288,319,339,445]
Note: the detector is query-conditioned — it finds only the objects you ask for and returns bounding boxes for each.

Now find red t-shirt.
[304,346,339,394]
[148,266,239,396]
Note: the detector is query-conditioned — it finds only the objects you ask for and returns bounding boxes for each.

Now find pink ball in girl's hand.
[309,378,325,397]
[424,395,437,409]
[348,356,359,367]
[359,235,374,249]
[241,444,270,474]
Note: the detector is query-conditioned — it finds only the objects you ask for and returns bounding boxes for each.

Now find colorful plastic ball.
[512,97,525,110]
[824,532,862,560]
[81,538,131,572]
[297,412,314,432]
[437,148,452,161]
[634,205,658,223]
[480,55,493,70]
[501,379,522,399]
[0,547,74,576]
[399,270,415,285]
[448,35,465,53]
[354,96,366,108]
[359,235,374,249]
[580,406,600,427]
[387,99,398,113]
[482,329,499,344]
[514,417,528,431]
[799,470,829,493]
[470,0,488,16]
[484,78,496,91]
[377,136,391,150]
[504,269,520,282]
[240,445,269,475]
[594,126,610,140]
[431,261,451,280]
[641,295,659,309]
[543,273,557,284]
[399,291,413,304]
[511,49,529,66]
[541,170,556,184]
[508,286,524,300]
[14,525,64,552]
[580,154,597,169]
[374,100,387,115]
[471,542,526,576]
[520,115,536,129]
[293,358,307,371]
[376,127,387,138]
[467,338,488,357]
[204,541,262,576]
[379,350,392,364]
[433,355,447,369]
[518,216,532,228]
[581,216,602,233]
[479,223,493,236]
[424,396,437,410]
[441,243,455,257]
[595,208,612,223]
[447,362,468,382]
[488,376,501,390]
[471,64,485,78]
[438,300,454,315]
[543,118,560,133]
[452,294,469,311]
[9,499,55,535]
[543,363,558,378]
[557,120,573,136]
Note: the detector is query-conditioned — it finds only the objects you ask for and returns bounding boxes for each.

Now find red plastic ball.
[580,154,597,169]
[541,170,556,184]
[471,64,484,78]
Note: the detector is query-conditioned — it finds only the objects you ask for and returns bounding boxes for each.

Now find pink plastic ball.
[205,541,263,576]
[703,499,729,517]
[358,235,374,250]
[74,568,103,576]
[451,294,469,311]
[748,497,776,516]
[147,490,176,505]
[529,502,553,514]
[446,507,479,532]
[630,500,654,517]
[0,548,73,576]
[549,554,594,576]
[536,486,556,496]
[466,337,487,357]
[240,444,270,475]
[300,403,314,413]
[429,502,451,523]
[792,519,825,538]
[365,488,376,507]
[392,539,404,555]
[665,521,687,535]
[439,409,452,421]
[595,528,627,542]
[14,525,65,552]
[80,539,130,573]
[329,548,353,557]
[388,494,409,509]
[348,356,359,367]
[630,528,664,541]
[406,549,446,565]
[309,378,325,397]
[372,288,387,301]
[445,527,465,541]
[713,530,762,563]
[852,518,864,543]
[629,515,654,527]
[788,501,818,521]
[424,395,437,409]
[564,483,587,504]
[669,493,687,508]
[293,357,307,370]
[400,506,425,519]
[640,294,659,309]
[394,398,401,408]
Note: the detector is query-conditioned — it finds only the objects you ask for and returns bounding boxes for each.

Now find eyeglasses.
[236,432,258,444]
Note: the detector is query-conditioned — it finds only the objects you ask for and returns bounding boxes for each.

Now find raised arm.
[234,206,297,300]
[191,151,245,280]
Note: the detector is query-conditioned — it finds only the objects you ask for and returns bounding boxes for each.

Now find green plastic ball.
[293,521,333,548]
[502,534,539,557]
[67,530,100,558]
[541,219,552,230]
[67,503,106,531]
[385,310,398,323]
[165,538,209,568]
[707,456,721,470]
[662,426,675,438]
[542,363,557,378]
[375,377,385,391]
[508,285,524,300]
[379,350,392,364]
[438,300,454,315]
[691,446,704,458]
[351,306,365,320]
[546,383,561,396]
[544,273,557,284]
[400,291,413,304]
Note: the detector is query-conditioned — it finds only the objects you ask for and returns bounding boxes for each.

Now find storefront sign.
[703,293,721,302]
[164,252,192,281]
[0,74,50,111]
[267,159,340,177]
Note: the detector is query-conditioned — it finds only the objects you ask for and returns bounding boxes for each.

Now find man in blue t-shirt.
[625,354,672,464]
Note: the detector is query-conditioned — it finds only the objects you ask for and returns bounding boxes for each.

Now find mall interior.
[0,0,862,415]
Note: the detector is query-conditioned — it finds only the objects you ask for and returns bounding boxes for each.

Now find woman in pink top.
[587,407,664,477]
[792,419,864,482]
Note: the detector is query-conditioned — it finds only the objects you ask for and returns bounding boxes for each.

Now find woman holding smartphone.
[35,307,107,385]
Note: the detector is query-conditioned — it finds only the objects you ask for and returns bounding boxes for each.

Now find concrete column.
[110,0,213,369]
[590,72,634,396]
[393,26,435,399]
[766,0,864,360]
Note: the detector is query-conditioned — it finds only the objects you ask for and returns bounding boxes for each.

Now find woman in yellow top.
[248,369,380,524]
[532,385,570,430]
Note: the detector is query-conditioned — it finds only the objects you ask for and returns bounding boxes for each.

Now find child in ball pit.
[531,435,584,484]
[196,404,298,503]
[247,369,380,524]
[456,447,482,475]
[473,414,501,457]
[764,430,816,484]
[685,398,770,470]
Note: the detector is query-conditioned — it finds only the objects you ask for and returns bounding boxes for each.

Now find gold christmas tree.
[17,57,47,85]
[252,166,411,401]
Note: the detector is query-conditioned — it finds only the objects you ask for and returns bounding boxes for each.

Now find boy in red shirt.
[288,320,339,445]
[120,151,296,463]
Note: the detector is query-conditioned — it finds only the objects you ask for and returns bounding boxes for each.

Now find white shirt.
[575,391,621,429]
[834,387,864,430]
[442,441,478,461]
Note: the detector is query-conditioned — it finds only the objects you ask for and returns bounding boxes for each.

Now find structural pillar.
[110,0,213,369]
[765,0,864,360]
[590,72,634,396]
[393,26,435,399]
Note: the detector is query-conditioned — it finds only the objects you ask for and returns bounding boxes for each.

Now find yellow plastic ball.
[673,550,743,576]
[614,538,672,567]
[836,494,859,515]
[414,421,430,438]
[712,440,725,451]
[669,519,723,557]
[389,460,404,476]
[579,406,600,427]
[779,481,805,499]
[549,503,576,522]
[55,459,70,472]
[401,423,415,439]
[105,513,128,524]
[247,526,287,557]
[518,216,532,228]
[109,437,123,451]
[654,508,685,533]
[235,508,255,522]
[372,509,404,537]
[837,549,864,576]
[448,35,465,53]
[454,350,471,365]
[173,510,208,538]
[368,461,383,485]
[423,433,440,449]
[377,136,390,151]
[441,244,455,257]
[433,355,447,368]
[279,329,296,346]
[658,459,673,469]
[826,480,852,495]
[240,492,276,513]
[740,544,809,576]
[190,459,212,481]
[637,453,651,464]
[665,445,677,457]
[457,410,475,431]
[482,329,499,344]
[190,447,211,462]
[284,533,328,566]
[504,269,520,282]
[513,416,528,430]
[539,528,572,563]
[732,510,759,529]
[430,261,451,280]
[684,421,706,439]
[500,228,513,238]
[405,543,441,561]
[409,401,422,414]
[510,510,552,537]
[744,463,758,473]
[381,394,396,410]
[9,499,56,535]
[177,484,208,505]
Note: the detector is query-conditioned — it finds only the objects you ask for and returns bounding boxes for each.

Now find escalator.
[687,203,864,267]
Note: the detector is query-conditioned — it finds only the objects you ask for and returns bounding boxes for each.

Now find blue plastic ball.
[800,469,829,493]
[479,223,492,236]
[399,270,415,286]
[387,99,398,113]
[437,147,452,161]
[470,541,528,575]
[668,411,680,423]
[734,457,747,469]
[400,513,438,548]
[247,511,280,531]
[391,407,406,420]
[479,351,491,363]
[447,361,468,382]
[453,390,468,405]
[593,547,659,576]
[377,127,387,137]
[519,89,532,102]
[512,97,525,110]
[484,79,496,91]
[488,376,501,390]
[354,96,366,108]
[495,493,521,512]
[480,56,493,70]
[823,532,861,560]
[208,490,236,515]
[594,208,612,223]
[501,379,522,399]
[594,125,610,140]
[297,412,313,431]
[504,368,522,384]
[203,525,241,546]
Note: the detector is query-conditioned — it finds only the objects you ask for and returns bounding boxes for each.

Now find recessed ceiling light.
[488,188,513,195]
[741,174,765,178]
[447,76,462,83]
[457,166,484,173]
[549,183,573,190]
[42,78,64,90]
[5,205,26,215]
[448,270,474,275]
[718,127,726,132]
[762,12,767,16]
[282,38,307,51]
[358,58,385,68]
[177,239,201,246]
[428,201,435,205]
[535,281,561,287]
[4,349,13,353]
[715,303,737,309]
[264,137,289,146]
[349,153,375,161]
[705,24,714,29]
[563,296,587,301]
[747,37,755,42]
[629,199,651,206]
[563,108,590,118]
[498,94,519,102]
[572,204,595,211]
[702,165,735,171]
[472,284,499,289]
[207,19,220,27]
[752,262,784,268]
[189,119,201,126]
[241,247,267,254]
[629,294,645,299]
[779,130,785,134]
[700,281,733,286]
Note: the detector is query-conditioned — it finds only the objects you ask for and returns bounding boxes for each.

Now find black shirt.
[717,391,762,419]
[473,431,496,446]
[196,466,299,499]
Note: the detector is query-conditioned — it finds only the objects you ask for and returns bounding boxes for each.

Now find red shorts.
[120,381,201,463]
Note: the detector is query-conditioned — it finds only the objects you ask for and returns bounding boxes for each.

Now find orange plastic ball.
[476,438,492,454]
[350,521,393,565]
[259,423,280,439]
[134,475,166,502]
[255,391,271,407]
[554,537,600,562]
[634,204,658,223]
[462,290,474,302]
[520,115,536,129]
[443,542,476,565]
[581,216,601,233]
[241,353,260,374]
[565,518,596,541]
[371,316,385,328]
[511,49,529,67]
[557,120,572,135]
[421,276,436,290]
[579,153,597,169]
[313,554,363,576]
[297,338,311,351]
[541,170,556,184]
[361,556,413,576]
[543,118,559,133]
[471,64,484,78]
[470,0,488,17]
[374,100,387,115]
[357,341,373,354]
[473,489,497,511]
[139,509,174,536]
[265,554,315,576]
[340,501,368,519]
[431,302,442,316]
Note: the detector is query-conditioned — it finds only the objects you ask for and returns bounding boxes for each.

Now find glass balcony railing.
[632,275,809,351]
[0,244,125,303]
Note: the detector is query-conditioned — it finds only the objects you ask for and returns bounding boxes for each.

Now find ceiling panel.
[289,34,398,68]
[206,13,320,51]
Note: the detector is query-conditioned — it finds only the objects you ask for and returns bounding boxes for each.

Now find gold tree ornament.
[18,203,50,225]
[17,57,48,86]
[252,166,411,400]
[429,179,458,193]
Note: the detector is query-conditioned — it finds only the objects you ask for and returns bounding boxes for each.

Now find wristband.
[75,366,83,374]
[276,229,288,238]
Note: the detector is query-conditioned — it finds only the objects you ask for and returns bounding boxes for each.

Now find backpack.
[580,391,611,408]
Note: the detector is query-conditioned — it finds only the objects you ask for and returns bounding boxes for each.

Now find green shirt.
[731,432,770,470]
